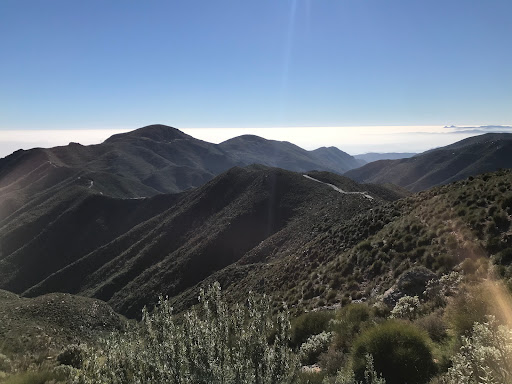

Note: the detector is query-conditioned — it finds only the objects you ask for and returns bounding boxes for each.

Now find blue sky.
[0,0,511,155]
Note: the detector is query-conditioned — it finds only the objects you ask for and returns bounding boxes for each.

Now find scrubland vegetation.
[4,269,512,384]
[1,169,511,383]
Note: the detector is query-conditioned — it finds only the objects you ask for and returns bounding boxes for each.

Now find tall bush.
[76,282,297,384]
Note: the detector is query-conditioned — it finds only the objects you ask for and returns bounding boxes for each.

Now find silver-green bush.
[299,331,334,365]
[390,295,421,321]
[441,316,512,384]
[75,282,297,384]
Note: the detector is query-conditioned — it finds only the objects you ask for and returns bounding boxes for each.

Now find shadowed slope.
[12,166,403,318]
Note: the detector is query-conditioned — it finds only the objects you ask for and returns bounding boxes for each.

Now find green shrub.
[445,280,512,340]
[340,303,371,325]
[291,311,335,348]
[357,241,372,252]
[502,195,512,214]
[497,248,512,265]
[326,290,337,301]
[351,321,436,384]
[443,283,491,337]
[493,213,510,231]
[414,311,447,342]
[318,348,345,376]
[329,303,373,349]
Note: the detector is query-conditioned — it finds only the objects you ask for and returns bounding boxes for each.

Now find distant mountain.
[218,136,361,173]
[311,146,366,170]
[0,165,405,318]
[345,133,512,191]
[0,125,362,220]
[354,152,416,163]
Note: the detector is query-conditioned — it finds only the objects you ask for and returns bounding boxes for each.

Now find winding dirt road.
[303,174,373,200]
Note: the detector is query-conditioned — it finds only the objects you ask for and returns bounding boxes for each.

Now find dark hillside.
[0,192,182,293]
[167,169,511,316]
[11,166,402,318]
[354,152,416,162]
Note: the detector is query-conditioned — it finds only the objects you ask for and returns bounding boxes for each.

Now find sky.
[1,0,511,157]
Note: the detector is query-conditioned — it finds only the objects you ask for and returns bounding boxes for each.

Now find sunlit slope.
[13,166,403,318]
[210,168,511,314]
[345,133,512,191]
[0,289,124,356]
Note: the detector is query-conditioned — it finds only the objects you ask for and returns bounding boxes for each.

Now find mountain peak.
[220,135,272,145]
[105,124,190,143]
[312,146,343,153]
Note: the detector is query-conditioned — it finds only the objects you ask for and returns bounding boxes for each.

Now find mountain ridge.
[354,152,416,162]
[1,165,405,318]
[0,125,362,204]
[345,133,512,191]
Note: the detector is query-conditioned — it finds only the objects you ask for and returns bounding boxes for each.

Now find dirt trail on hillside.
[303,175,373,200]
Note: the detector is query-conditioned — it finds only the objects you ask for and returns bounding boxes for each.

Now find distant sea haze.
[0,125,511,159]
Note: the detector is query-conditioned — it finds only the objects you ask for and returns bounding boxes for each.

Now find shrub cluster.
[440,316,512,383]
[299,331,334,365]
[351,321,436,384]
[76,282,297,384]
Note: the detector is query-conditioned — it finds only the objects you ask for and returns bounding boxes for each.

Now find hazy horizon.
[1,124,511,159]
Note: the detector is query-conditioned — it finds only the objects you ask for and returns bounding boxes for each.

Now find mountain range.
[353,152,416,162]
[0,163,405,318]
[345,133,512,191]
[1,125,512,320]
[0,125,368,226]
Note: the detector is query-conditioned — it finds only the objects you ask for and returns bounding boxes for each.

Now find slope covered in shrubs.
[292,169,512,310]
[2,169,512,383]
[0,290,125,382]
